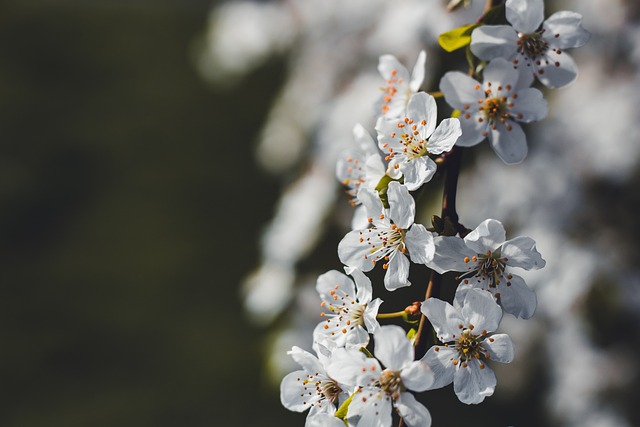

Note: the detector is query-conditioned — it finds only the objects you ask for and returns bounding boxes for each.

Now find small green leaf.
[451,109,461,119]
[438,23,479,52]
[375,174,401,209]
[407,327,417,344]
[335,393,354,420]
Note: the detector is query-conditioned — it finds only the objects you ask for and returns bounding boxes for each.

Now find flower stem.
[377,311,407,319]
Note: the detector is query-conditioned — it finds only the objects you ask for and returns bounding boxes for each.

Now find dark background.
[0,1,291,425]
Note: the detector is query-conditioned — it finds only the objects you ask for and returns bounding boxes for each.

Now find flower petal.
[327,348,379,388]
[374,325,414,371]
[347,389,392,427]
[497,273,537,319]
[483,333,514,363]
[440,71,483,110]
[543,11,590,49]
[350,267,373,303]
[537,49,578,88]
[317,270,356,305]
[357,187,386,227]
[363,298,383,333]
[470,25,518,60]
[288,346,326,375]
[464,219,506,254]
[453,358,497,404]
[384,251,411,290]
[387,181,415,229]
[428,236,476,274]
[410,50,427,92]
[401,157,436,191]
[510,88,547,122]
[482,58,518,90]
[306,413,345,427]
[428,118,461,155]
[338,229,376,273]
[489,120,528,165]
[501,236,546,270]
[421,297,464,342]
[459,288,503,333]
[457,111,489,147]
[506,0,544,34]
[420,346,456,389]
[405,224,435,265]
[378,54,410,82]
[400,360,434,392]
[281,370,315,412]
[395,392,432,427]
[407,92,438,137]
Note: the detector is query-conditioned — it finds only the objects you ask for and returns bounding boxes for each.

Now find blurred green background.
[0,1,295,425]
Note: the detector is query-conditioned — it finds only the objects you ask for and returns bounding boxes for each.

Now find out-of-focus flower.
[376,50,426,118]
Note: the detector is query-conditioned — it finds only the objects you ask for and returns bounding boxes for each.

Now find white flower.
[337,123,386,207]
[376,92,461,191]
[328,325,433,427]
[281,346,349,424]
[470,0,590,88]
[314,268,383,349]
[337,181,435,290]
[428,218,545,319]
[439,58,547,164]
[377,51,426,119]
[420,288,514,405]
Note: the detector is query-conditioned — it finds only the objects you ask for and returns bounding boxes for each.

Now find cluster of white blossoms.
[281,1,588,425]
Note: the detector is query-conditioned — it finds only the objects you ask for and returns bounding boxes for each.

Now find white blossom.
[376,92,461,191]
[420,288,514,404]
[327,325,433,427]
[440,58,547,164]
[376,50,426,118]
[338,182,435,290]
[428,218,545,318]
[314,268,383,349]
[470,0,590,88]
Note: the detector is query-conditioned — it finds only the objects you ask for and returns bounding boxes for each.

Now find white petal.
[363,298,383,333]
[374,325,414,371]
[351,204,369,230]
[470,25,518,60]
[350,268,373,303]
[482,58,518,90]
[400,360,434,392]
[536,49,578,88]
[506,0,544,34]
[395,392,432,427]
[289,346,326,375]
[428,118,461,155]
[344,326,371,350]
[459,288,503,333]
[306,413,345,427]
[439,72,483,110]
[410,50,427,92]
[509,88,547,122]
[543,11,590,49]
[457,111,489,147]
[401,157,436,191]
[489,120,528,165]
[317,270,356,305]
[501,236,546,270]
[405,224,435,265]
[453,358,497,404]
[365,153,386,187]
[327,348,379,388]
[384,251,411,290]
[387,181,415,229]
[464,219,506,254]
[281,370,314,412]
[428,236,475,274]
[407,92,437,137]
[420,297,464,342]
[338,229,376,273]
[483,333,514,363]
[420,346,456,389]
[353,123,379,156]
[378,54,410,82]
[497,273,537,319]
[357,187,386,227]
[348,390,392,427]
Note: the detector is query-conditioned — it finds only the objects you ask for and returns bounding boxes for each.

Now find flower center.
[481,97,508,123]
[455,329,483,361]
[517,31,549,59]
[379,369,404,399]
[318,379,342,404]
[462,250,507,287]
[361,224,407,270]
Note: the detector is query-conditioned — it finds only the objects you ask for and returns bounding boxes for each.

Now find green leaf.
[407,327,417,344]
[438,23,480,52]
[335,393,354,420]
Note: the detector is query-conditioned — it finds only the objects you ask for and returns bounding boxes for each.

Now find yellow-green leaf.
[335,393,354,420]
[438,23,480,52]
